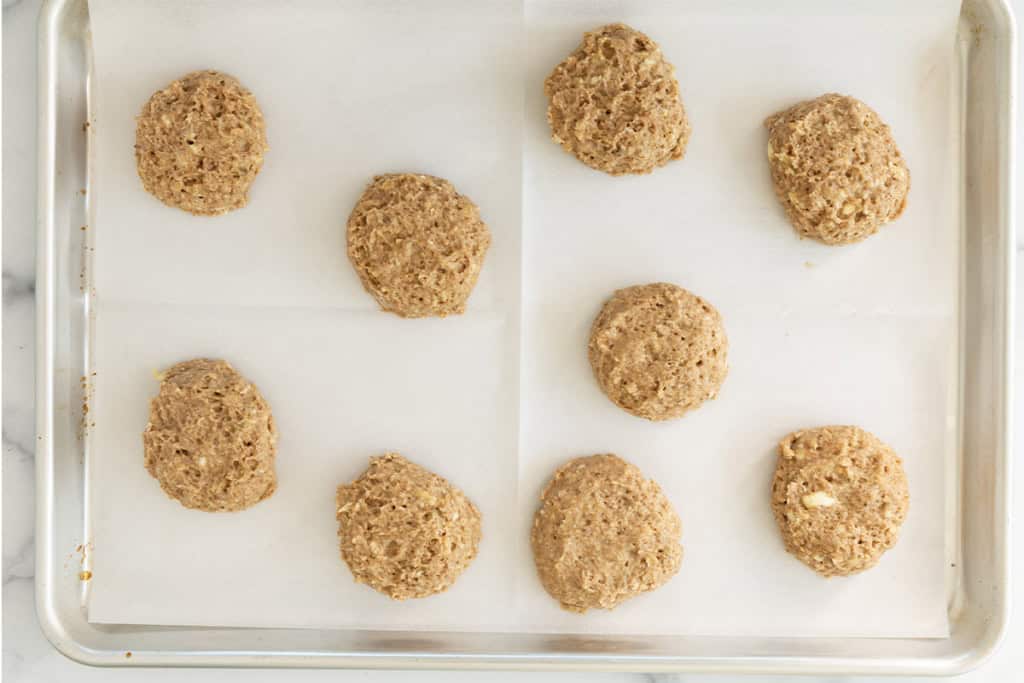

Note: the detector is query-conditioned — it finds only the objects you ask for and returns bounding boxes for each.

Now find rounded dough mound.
[544,23,690,175]
[346,174,491,318]
[335,453,482,600]
[771,425,910,577]
[588,282,728,421]
[765,93,909,245]
[143,359,277,512]
[135,70,268,216]
[531,454,682,613]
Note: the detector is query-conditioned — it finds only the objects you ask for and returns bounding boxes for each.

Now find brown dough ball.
[143,359,277,512]
[335,453,482,600]
[544,23,691,175]
[135,70,268,215]
[771,425,910,577]
[765,93,910,245]
[531,454,683,612]
[346,174,491,318]
[588,282,728,421]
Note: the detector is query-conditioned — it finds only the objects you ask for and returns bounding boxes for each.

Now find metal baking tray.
[36,0,1015,673]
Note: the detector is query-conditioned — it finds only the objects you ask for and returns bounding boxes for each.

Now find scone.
[771,425,910,577]
[346,173,491,318]
[143,359,277,512]
[531,454,682,612]
[545,23,690,175]
[336,453,482,600]
[135,70,268,215]
[765,94,909,245]
[588,282,728,421]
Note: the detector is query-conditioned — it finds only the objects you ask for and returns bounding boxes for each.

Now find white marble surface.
[3,0,1023,680]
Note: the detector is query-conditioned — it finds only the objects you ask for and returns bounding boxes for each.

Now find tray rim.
[34,0,1016,673]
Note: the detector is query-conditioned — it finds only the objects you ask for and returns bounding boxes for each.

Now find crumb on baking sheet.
[971,21,984,47]
[70,542,93,574]
[76,541,92,562]
[79,375,94,439]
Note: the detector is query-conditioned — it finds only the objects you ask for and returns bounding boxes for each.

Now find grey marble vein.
[3,431,37,585]
[2,541,35,586]
[2,273,34,300]
[3,293,37,451]
[3,430,35,464]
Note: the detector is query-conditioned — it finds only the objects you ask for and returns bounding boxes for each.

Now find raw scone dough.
[346,174,491,318]
[531,454,682,613]
[588,282,728,421]
[335,453,482,600]
[143,359,277,512]
[765,93,910,245]
[771,425,910,577]
[135,70,268,216]
[545,23,691,175]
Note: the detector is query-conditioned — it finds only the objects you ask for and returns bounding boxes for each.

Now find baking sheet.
[87,0,960,637]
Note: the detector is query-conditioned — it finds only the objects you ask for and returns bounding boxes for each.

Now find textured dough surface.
[771,425,910,577]
[531,454,682,613]
[135,70,268,216]
[346,174,491,318]
[544,23,690,175]
[765,93,909,245]
[143,359,277,512]
[335,453,482,600]
[588,282,728,421]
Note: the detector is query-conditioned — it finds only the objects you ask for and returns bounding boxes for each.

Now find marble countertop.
[4,0,1023,680]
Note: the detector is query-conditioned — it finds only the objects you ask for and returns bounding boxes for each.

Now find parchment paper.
[87,0,960,637]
